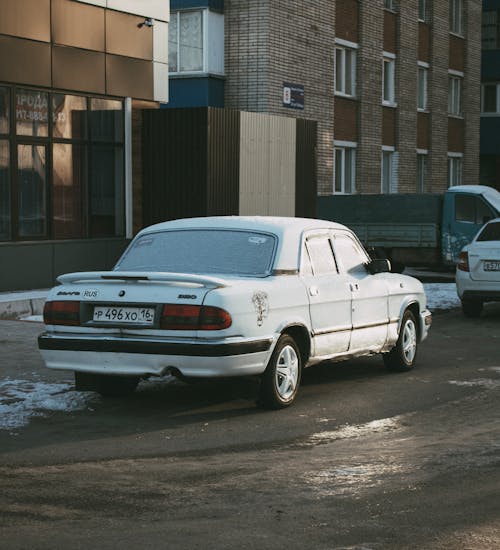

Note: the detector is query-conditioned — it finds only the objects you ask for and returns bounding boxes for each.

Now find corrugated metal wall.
[142,107,316,227]
[239,112,296,216]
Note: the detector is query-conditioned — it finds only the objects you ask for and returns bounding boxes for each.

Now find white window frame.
[416,149,428,193]
[335,39,358,98]
[381,146,398,194]
[417,61,429,111]
[418,0,427,22]
[448,152,463,187]
[481,83,500,115]
[482,10,499,50]
[448,70,463,117]
[334,141,357,194]
[383,52,396,107]
[450,0,463,36]
[384,0,397,12]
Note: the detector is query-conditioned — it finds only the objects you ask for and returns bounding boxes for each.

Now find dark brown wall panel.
[417,111,429,149]
[382,106,396,146]
[449,35,465,72]
[384,11,397,53]
[106,10,153,60]
[418,22,430,62]
[52,45,105,94]
[207,108,239,216]
[106,55,153,100]
[448,117,465,152]
[295,118,317,218]
[0,36,51,87]
[334,97,358,142]
[52,0,105,51]
[0,0,50,42]
[335,0,359,43]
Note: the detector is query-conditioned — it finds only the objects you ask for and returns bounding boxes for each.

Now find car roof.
[137,216,352,272]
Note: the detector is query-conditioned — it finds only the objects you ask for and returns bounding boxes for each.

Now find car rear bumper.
[38,333,274,377]
[460,290,500,303]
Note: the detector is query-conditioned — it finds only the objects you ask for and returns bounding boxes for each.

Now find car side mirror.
[366,258,391,274]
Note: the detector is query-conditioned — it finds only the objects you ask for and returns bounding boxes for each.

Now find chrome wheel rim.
[275,344,299,401]
[402,319,417,364]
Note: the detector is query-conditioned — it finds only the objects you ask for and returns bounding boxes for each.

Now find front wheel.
[383,310,418,372]
[259,335,302,409]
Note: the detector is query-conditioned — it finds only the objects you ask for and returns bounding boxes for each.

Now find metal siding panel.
[52,45,105,94]
[106,54,154,100]
[0,36,51,87]
[52,0,105,51]
[268,116,295,217]
[0,0,50,42]
[295,119,317,218]
[106,10,153,60]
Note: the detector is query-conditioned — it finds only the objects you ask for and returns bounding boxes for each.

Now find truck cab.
[442,186,500,265]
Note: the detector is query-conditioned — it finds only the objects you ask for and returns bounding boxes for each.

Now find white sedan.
[456,217,500,317]
[38,217,432,409]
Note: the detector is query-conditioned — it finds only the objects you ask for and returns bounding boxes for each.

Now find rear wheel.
[461,299,483,318]
[74,372,140,396]
[383,310,418,372]
[259,335,302,409]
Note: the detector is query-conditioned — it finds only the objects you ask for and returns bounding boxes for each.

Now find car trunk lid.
[468,244,500,282]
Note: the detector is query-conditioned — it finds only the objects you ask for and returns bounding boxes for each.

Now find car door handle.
[350,283,359,292]
[309,286,319,296]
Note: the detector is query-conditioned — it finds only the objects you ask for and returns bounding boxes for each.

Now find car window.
[477,221,500,242]
[305,235,337,275]
[476,199,495,225]
[333,233,369,275]
[115,229,277,276]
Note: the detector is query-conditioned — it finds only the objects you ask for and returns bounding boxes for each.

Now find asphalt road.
[0,304,499,550]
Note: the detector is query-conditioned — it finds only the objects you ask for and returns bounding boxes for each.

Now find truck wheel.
[259,335,302,409]
[383,310,418,372]
[75,372,140,396]
[461,299,483,318]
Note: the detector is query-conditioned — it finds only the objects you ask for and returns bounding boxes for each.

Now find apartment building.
[0,0,169,291]
[168,0,481,195]
[481,0,500,190]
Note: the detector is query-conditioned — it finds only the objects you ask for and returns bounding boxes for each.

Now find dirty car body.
[38,217,432,408]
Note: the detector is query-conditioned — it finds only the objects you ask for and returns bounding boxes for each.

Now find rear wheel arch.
[281,324,311,365]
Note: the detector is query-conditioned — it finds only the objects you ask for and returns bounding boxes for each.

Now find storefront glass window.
[0,140,10,240]
[16,89,49,137]
[17,144,47,237]
[89,145,124,237]
[90,98,123,142]
[52,94,87,140]
[0,87,9,135]
[52,143,85,239]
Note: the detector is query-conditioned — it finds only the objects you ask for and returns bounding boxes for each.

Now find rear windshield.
[115,229,277,276]
[477,221,500,242]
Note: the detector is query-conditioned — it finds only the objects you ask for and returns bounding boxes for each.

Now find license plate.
[93,306,155,324]
[483,260,500,272]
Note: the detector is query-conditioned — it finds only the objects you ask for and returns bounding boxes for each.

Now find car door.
[331,231,389,353]
[301,232,352,356]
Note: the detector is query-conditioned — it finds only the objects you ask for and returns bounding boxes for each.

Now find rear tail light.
[43,301,81,326]
[160,304,232,330]
[457,251,470,272]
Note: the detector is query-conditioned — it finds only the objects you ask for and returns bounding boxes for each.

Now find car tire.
[383,310,418,372]
[75,372,140,397]
[259,334,302,409]
[461,299,483,318]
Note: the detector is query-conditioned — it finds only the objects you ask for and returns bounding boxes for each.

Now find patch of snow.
[0,379,98,431]
[423,283,460,311]
[449,379,500,390]
[19,315,43,323]
[307,417,401,444]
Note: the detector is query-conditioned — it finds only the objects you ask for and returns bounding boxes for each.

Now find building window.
[383,54,396,106]
[382,148,398,193]
[169,10,224,75]
[418,0,427,22]
[335,42,357,97]
[384,0,398,12]
[482,10,500,50]
[334,143,356,194]
[0,84,125,242]
[449,0,463,35]
[448,74,463,116]
[481,83,500,114]
[448,154,463,187]
[417,63,428,110]
[416,151,427,193]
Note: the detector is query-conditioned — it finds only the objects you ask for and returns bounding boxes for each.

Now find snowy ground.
[1,283,460,432]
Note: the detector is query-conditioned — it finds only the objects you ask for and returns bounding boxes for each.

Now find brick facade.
[224,0,481,195]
